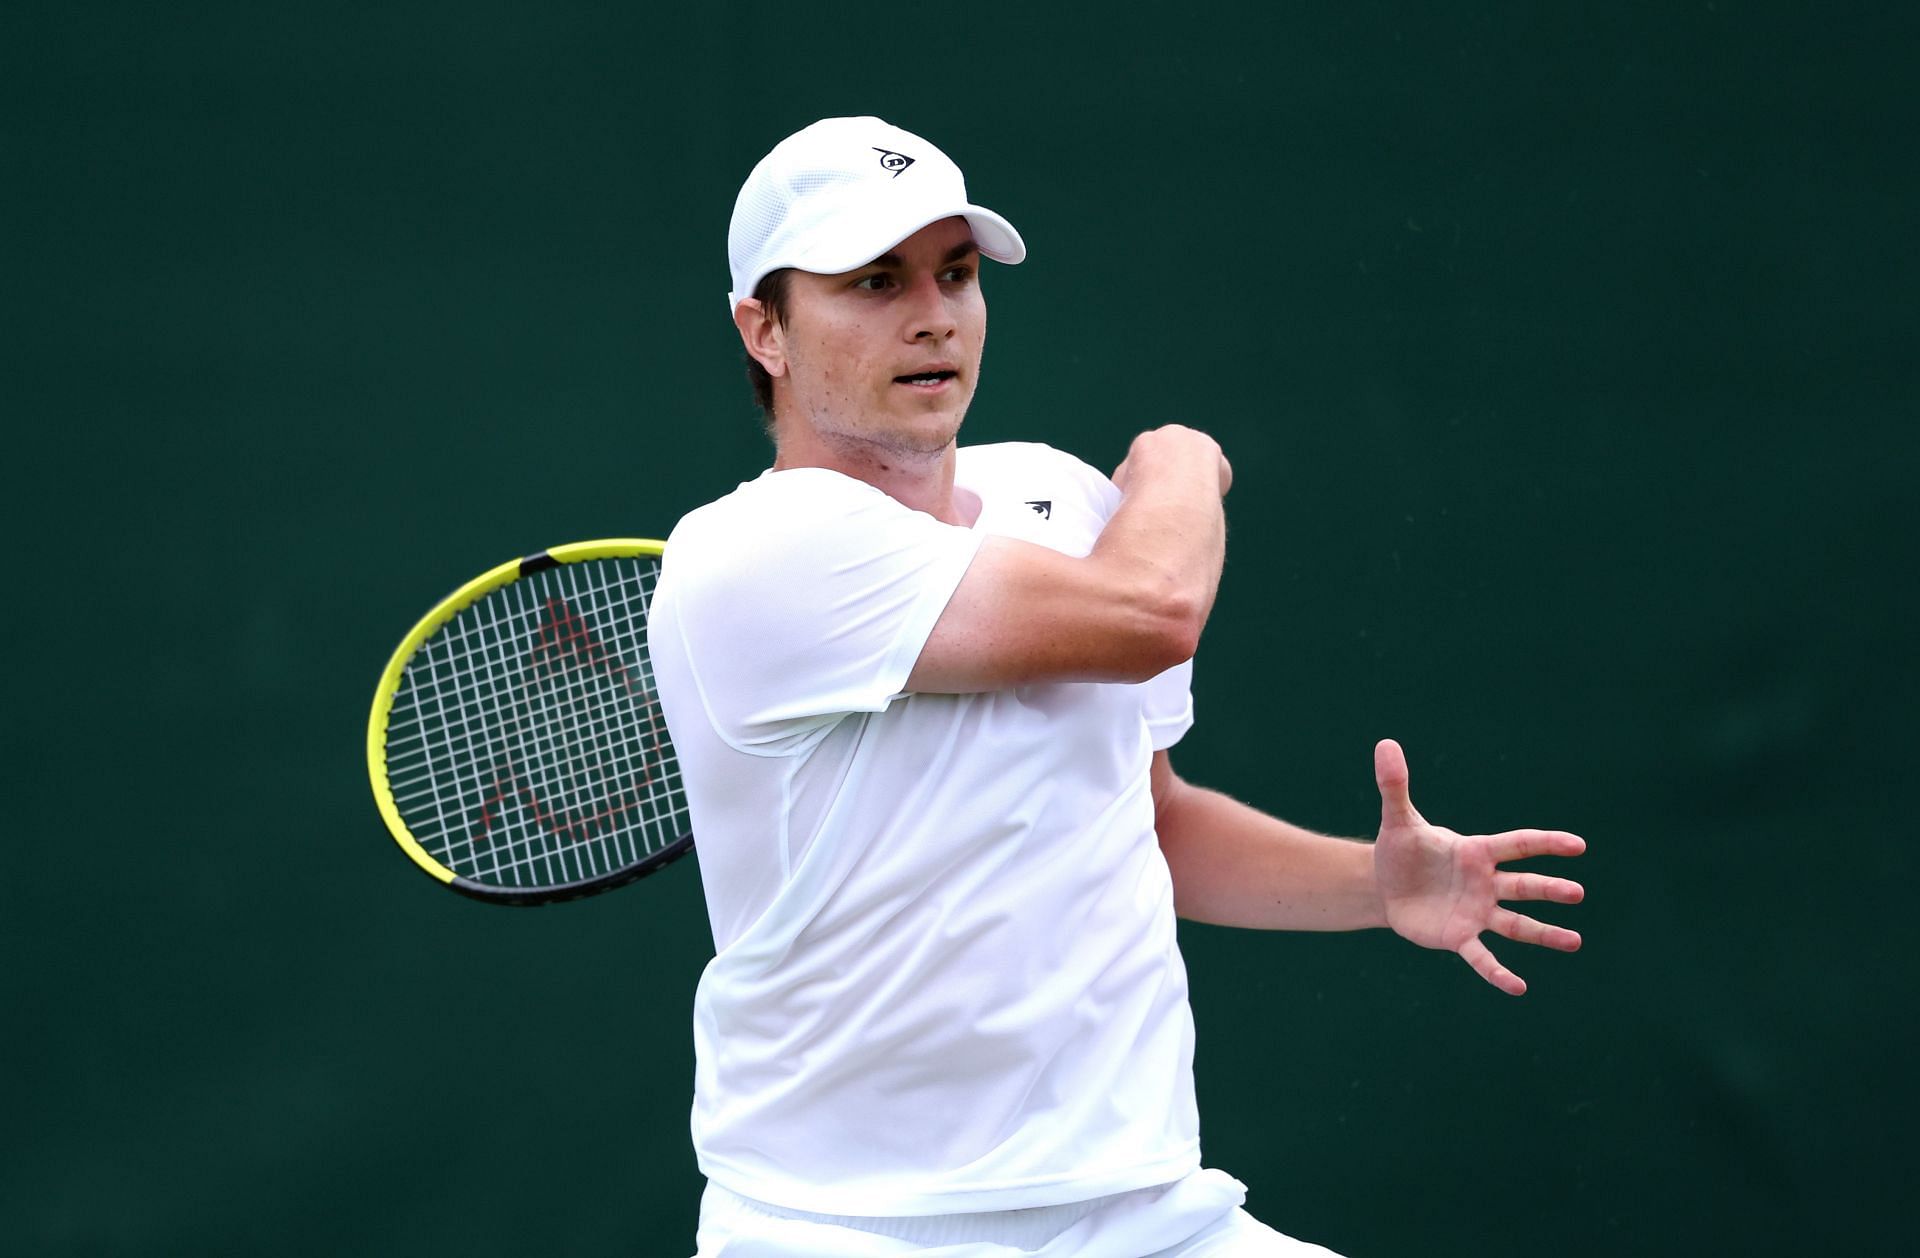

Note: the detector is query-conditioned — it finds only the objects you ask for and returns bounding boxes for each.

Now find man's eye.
[941,265,975,284]
[852,274,892,291]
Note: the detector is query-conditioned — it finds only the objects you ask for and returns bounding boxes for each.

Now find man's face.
[774,216,987,458]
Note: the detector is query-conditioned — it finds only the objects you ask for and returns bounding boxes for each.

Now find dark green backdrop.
[6,3,1913,1254]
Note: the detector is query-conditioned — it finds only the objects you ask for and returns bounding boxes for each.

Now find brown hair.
[744,269,793,432]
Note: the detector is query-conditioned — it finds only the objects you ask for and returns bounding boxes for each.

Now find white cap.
[727,116,1026,312]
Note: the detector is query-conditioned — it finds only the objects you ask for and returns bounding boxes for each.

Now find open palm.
[1372,739,1586,995]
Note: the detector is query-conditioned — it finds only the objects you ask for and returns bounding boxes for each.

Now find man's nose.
[903,272,957,341]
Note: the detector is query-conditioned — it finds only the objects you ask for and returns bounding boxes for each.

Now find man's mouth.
[894,370,958,388]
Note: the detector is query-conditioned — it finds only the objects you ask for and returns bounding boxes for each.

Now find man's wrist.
[1363,841,1390,930]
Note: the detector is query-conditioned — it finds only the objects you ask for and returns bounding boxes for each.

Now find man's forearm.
[1092,427,1228,657]
[1152,756,1386,931]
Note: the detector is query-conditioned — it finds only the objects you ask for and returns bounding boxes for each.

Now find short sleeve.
[662,470,985,753]
[1140,657,1194,750]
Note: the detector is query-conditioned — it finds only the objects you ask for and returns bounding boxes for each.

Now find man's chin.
[884,426,963,459]
[818,420,960,464]
[885,407,967,456]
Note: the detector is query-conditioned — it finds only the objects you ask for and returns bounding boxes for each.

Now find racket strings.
[391,564,680,886]
[383,556,688,888]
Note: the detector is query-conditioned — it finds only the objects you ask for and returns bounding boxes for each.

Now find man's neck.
[773,427,980,527]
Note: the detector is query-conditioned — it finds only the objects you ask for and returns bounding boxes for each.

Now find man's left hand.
[1371,739,1586,995]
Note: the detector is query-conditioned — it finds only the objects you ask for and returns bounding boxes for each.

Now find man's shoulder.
[958,441,1107,484]
[958,441,1118,521]
[667,467,901,556]
[956,443,1113,495]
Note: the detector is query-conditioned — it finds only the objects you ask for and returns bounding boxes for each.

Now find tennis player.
[648,116,1585,1257]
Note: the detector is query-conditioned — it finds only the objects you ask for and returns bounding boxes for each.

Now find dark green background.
[6,3,1912,1254]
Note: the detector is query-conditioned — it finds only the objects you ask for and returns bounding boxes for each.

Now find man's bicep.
[905,535,1197,693]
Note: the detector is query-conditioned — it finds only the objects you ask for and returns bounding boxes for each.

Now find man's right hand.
[1112,425,1233,499]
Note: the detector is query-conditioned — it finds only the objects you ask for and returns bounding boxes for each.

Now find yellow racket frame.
[366,538,670,893]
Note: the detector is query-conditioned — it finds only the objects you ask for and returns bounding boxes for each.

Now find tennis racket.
[366,539,692,905]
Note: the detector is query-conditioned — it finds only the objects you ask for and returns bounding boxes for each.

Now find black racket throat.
[443,834,695,906]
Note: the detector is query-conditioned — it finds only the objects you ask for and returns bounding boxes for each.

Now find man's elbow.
[1143,615,1202,676]
[1122,587,1205,680]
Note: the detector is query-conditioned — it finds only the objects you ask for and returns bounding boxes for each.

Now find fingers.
[1490,907,1582,952]
[1115,426,1226,496]
[1488,828,1586,864]
[1460,937,1526,997]
[1373,738,1419,828]
[1494,871,1585,905]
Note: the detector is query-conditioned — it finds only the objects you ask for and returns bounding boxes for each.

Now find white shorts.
[691,1168,1345,1257]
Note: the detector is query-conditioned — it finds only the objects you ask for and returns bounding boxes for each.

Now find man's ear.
[734,297,788,379]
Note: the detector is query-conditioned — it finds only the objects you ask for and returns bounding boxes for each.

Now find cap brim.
[793,202,1027,276]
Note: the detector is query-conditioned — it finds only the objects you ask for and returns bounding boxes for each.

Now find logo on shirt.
[1024,500,1052,519]
[873,147,915,177]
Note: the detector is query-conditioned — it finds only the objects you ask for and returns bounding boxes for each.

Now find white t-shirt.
[648,442,1201,1216]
